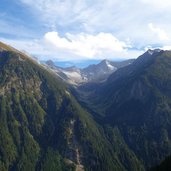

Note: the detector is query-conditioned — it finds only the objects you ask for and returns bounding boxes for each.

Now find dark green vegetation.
[150,155,171,171]
[77,49,171,170]
[1,41,171,171]
[0,42,143,171]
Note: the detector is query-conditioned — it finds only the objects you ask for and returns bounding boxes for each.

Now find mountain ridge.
[0,41,144,171]
[44,58,135,85]
[1,41,171,171]
[75,49,171,169]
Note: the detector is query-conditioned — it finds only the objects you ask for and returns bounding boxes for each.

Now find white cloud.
[141,0,171,9]
[18,0,171,45]
[19,0,89,29]
[148,23,169,41]
[1,33,143,62]
[2,0,171,62]
[44,31,130,59]
[162,46,171,50]
[0,19,36,39]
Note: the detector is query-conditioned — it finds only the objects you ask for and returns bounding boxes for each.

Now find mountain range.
[44,58,134,85]
[0,41,171,171]
[76,48,171,169]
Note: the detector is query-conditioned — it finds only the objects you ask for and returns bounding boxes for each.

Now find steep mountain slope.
[150,155,171,171]
[81,59,117,82]
[44,61,84,85]
[76,49,171,169]
[0,42,144,171]
[44,59,134,85]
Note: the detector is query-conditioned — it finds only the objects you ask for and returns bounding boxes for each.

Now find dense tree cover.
[150,155,171,171]
[77,50,171,170]
[0,50,76,171]
[1,42,171,171]
[0,47,143,171]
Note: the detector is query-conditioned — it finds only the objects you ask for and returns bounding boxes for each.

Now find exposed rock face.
[44,59,134,85]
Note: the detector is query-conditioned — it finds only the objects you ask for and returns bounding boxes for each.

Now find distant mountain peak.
[100,59,109,63]
[98,59,114,70]
[45,60,55,66]
[147,49,162,55]
[99,59,110,65]
[44,58,134,85]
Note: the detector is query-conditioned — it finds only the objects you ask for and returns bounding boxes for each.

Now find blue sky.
[1,0,171,66]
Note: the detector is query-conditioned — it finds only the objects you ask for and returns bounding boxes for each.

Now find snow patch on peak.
[147,49,154,55]
[100,60,115,70]
[106,61,115,70]
[147,49,162,55]
[44,58,134,85]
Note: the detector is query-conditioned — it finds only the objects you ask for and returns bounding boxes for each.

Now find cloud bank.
[44,31,130,59]
[148,23,168,41]
[1,0,171,61]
